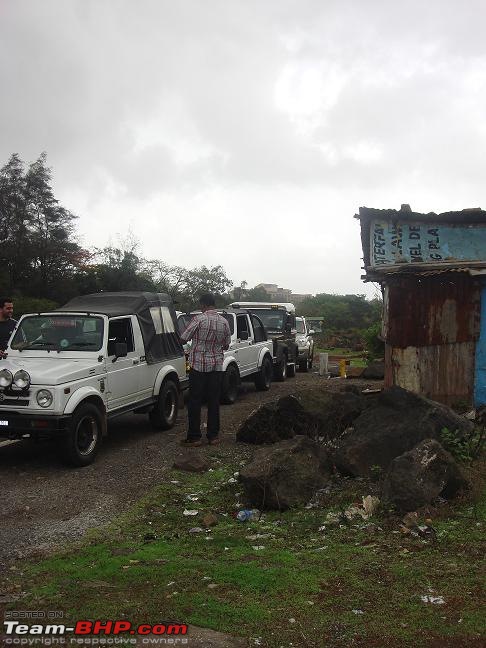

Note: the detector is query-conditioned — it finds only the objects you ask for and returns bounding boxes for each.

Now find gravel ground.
[0,371,381,576]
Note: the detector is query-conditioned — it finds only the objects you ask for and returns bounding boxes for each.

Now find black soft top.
[58,292,182,364]
[59,291,173,317]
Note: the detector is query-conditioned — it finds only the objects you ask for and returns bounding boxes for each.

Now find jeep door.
[249,314,270,370]
[234,314,254,376]
[105,316,143,410]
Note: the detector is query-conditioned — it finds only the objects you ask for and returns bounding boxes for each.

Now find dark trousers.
[187,369,223,440]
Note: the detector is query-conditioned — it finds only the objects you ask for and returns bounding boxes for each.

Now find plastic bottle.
[236,509,260,522]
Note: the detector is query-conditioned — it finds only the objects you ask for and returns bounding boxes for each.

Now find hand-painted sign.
[371,221,486,267]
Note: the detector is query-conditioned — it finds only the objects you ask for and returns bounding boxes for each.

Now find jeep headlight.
[13,370,30,389]
[36,389,53,408]
[0,369,13,388]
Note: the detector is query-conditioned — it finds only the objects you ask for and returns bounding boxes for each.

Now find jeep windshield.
[247,309,285,333]
[296,319,306,334]
[11,315,104,352]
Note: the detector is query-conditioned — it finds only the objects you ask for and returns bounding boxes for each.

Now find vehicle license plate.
[0,420,8,426]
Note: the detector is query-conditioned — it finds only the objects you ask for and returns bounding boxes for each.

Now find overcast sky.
[2,0,486,298]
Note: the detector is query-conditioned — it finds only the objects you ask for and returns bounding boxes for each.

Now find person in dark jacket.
[0,298,16,357]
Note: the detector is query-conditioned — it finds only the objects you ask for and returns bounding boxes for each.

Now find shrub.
[440,426,485,463]
[363,321,385,360]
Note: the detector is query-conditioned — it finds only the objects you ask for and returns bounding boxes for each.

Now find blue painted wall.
[474,283,486,406]
[371,220,486,267]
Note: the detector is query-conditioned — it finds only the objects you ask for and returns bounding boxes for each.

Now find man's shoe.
[180,439,202,447]
[207,437,220,445]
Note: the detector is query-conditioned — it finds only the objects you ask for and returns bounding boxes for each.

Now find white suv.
[177,309,273,404]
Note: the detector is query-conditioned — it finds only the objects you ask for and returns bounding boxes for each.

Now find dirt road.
[0,372,379,576]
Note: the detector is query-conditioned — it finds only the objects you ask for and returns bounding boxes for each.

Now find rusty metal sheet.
[387,342,475,406]
[384,275,481,348]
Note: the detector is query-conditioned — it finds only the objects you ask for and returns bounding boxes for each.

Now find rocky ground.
[0,371,382,576]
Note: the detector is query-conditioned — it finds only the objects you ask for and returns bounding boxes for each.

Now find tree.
[231,281,270,303]
[26,154,87,299]
[0,154,29,292]
[181,265,233,310]
[299,293,382,330]
[0,153,88,301]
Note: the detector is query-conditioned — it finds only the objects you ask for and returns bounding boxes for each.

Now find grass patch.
[4,451,486,648]
[316,347,368,368]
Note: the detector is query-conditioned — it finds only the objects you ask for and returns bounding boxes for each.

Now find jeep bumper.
[0,411,71,439]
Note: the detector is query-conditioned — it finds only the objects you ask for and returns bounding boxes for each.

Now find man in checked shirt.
[180,293,231,446]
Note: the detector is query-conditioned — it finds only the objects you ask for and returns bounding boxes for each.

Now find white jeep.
[0,292,187,466]
[177,308,274,404]
[228,302,299,381]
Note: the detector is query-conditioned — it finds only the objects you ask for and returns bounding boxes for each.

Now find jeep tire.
[273,354,287,382]
[299,356,309,372]
[221,364,239,404]
[287,362,296,378]
[254,355,272,391]
[63,402,103,467]
[149,379,179,430]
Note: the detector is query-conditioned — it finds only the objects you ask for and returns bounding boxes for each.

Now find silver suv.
[296,316,315,371]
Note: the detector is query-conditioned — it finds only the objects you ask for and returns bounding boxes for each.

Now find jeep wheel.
[309,346,314,369]
[221,364,239,404]
[63,403,103,467]
[287,362,296,378]
[255,355,272,391]
[149,379,179,430]
[299,356,309,372]
[273,355,287,382]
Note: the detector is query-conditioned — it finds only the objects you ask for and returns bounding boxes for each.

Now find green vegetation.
[300,293,382,331]
[440,426,485,463]
[363,321,385,360]
[315,347,368,368]
[5,451,485,648]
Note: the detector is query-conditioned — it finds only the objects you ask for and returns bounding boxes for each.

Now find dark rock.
[236,397,318,444]
[382,439,467,511]
[333,386,474,477]
[173,455,210,473]
[238,436,332,510]
[277,394,305,414]
[236,403,283,444]
[201,513,219,527]
[362,361,385,379]
[303,390,368,443]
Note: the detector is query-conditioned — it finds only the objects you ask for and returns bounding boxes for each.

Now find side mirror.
[112,342,128,362]
[308,330,315,335]
[239,332,249,341]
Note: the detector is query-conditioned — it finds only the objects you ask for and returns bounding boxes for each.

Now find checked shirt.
[180,309,231,372]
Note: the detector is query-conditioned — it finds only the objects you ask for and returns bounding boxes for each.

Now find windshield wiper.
[23,341,59,350]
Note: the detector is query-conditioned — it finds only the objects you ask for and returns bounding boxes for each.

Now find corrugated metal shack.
[357,205,486,407]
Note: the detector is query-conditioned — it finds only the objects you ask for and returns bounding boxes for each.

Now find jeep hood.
[0,357,104,386]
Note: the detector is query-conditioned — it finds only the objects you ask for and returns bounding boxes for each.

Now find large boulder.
[238,436,331,510]
[382,439,467,511]
[302,389,369,443]
[333,386,474,477]
[236,396,318,444]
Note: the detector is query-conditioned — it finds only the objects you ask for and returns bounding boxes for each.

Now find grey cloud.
[1,0,486,294]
